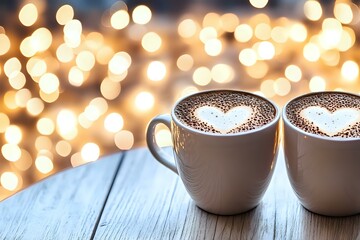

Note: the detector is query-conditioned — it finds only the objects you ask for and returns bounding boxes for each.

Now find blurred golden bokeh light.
[19,3,38,27]
[132,5,152,25]
[0,34,11,55]
[111,10,129,30]
[142,32,162,52]
[304,0,322,21]
[56,4,74,25]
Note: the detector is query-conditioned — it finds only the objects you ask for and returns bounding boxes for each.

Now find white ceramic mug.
[146,90,281,215]
[283,91,360,216]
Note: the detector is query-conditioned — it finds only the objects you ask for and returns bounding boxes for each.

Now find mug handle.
[146,114,178,174]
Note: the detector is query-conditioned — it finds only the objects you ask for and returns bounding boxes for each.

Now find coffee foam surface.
[300,106,360,137]
[194,106,253,134]
[286,92,360,138]
[174,91,276,134]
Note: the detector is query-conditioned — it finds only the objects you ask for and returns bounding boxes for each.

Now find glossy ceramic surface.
[147,90,281,215]
[283,91,360,216]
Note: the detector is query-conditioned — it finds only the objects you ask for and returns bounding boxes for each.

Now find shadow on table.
[296,206,360,239]
[190,200,360,239]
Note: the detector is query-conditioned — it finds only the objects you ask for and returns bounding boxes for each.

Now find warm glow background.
[0,0,360,200]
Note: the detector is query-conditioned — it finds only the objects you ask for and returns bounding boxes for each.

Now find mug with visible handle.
[146,90,281,215]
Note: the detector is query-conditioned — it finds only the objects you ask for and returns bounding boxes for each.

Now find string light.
[135,92,155,111]
[246,62,269,79]
[271,26,288,43]
[239,48,257,66]
[26,98,44,116]
[111,10,130,30]
[5,125,22,144]
[204,39,222,56]
[142,32,162,52]
[56,5,74,25]
[177,54,194,71]
[211,64,234,83]
[68,67,85,86]
[320,18,342,50]
[1,172,19,191]
[181,86,199,97]
[19,3,38,27]
[2,144,21,162]
[64,19,82,48]
[56,140,72,157]
[309,76,326,92]
[132,5,152,25]
[37,118,55,135]
[178,19,198,38]
[285,65,302,82]
[15,150,33,171]
[338,27,355,52]
[0,113,10,133]
[193,67,212,86]
[235,24,253,42]
[56,110,78,140]
[220,13,239,32]
[147,61,166,81]
[114,130,134,150]
[155,129,172,147]
[203,12,221,29]
[35,155,53,174]
[256,41,275,60]
[41,89,60,104]
[39,73,59,94]
[108,52,131,75]
[341,60,359,83]
[27,58,47,77]
[303,43,320,62]
[199,27,217,43]
[9,72,26,90]
[35,137,52,152]
[289,23,307,42]
[334,2,353,24]
[31,28,52,53]
[304,0,322,21]
[274,78,291,96]
[4,58,21,78]
[76,51,96,71]
[104,113,124,133]
[260,79,275,98]
[255,23,271,40]
[100,78,121,100]
[81,143,100,162]
[249,0,268,9]
[0,34,10,55]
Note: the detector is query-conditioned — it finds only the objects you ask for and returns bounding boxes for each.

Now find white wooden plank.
[0,153,123,240]
[95,148,360,240]
[2,146,360,239]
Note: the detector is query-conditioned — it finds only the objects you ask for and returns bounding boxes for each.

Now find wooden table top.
[1,147,360,239]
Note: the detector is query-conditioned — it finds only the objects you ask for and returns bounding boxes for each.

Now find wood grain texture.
[2,147,360,240]
[94,148,360,240]
[0,152,123,240]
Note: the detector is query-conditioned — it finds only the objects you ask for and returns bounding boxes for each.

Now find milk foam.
[174,91,276,134]
[300,106,360,137]
[194,106,253,134]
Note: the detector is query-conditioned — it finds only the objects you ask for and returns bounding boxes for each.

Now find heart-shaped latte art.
[300,106,360,136]
[194,106,253,133]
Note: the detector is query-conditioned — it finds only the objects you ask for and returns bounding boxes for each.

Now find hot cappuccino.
[286,92,360,138]
[174,90,276,134]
